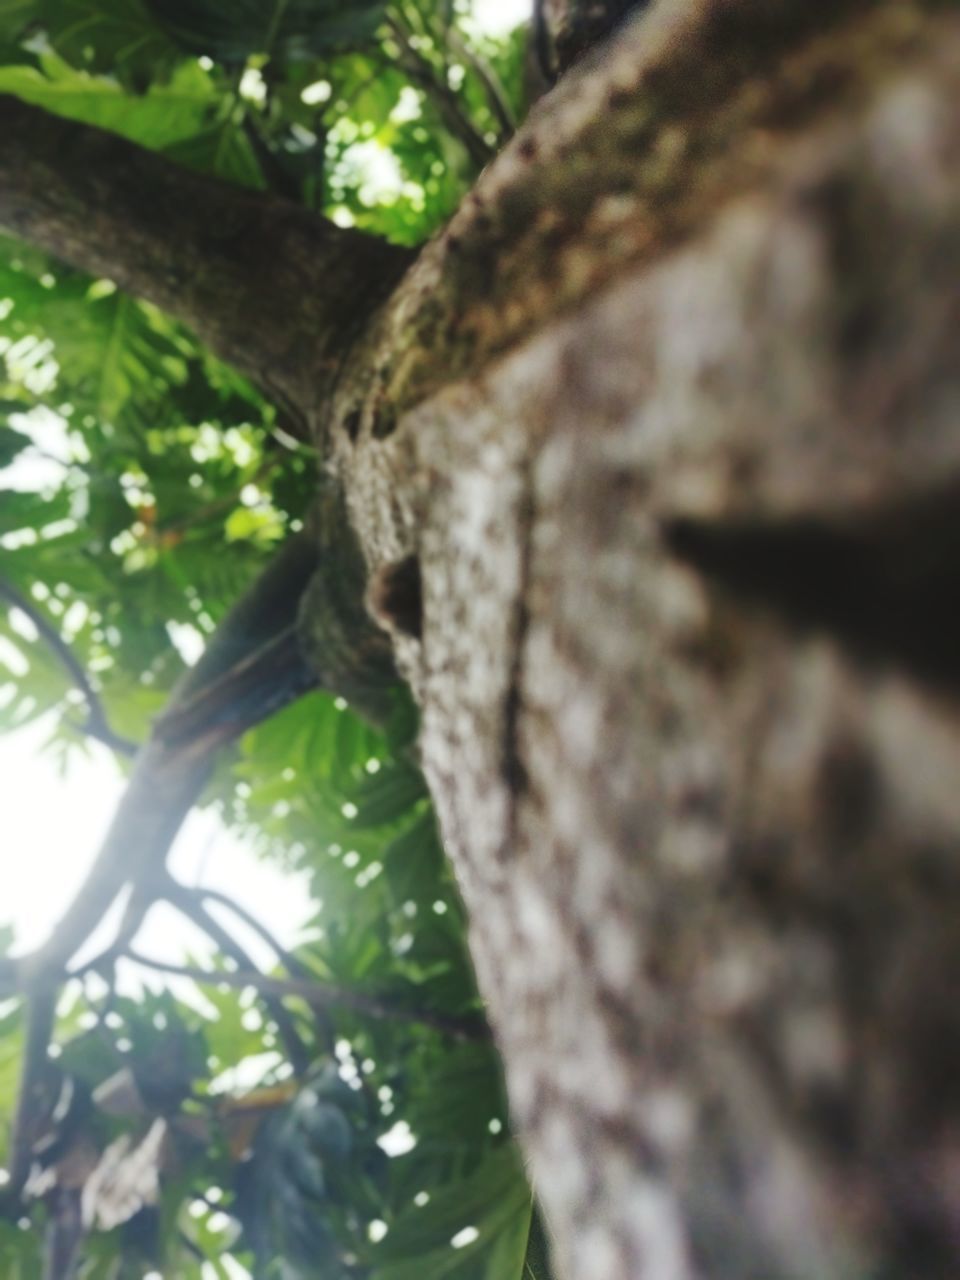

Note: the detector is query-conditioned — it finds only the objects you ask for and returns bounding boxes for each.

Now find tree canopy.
[0,2,548,1276]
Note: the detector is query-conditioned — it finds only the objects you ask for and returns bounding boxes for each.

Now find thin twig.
[198,886,311,978]
[196,884,336,1053]
[449,29,516,138]
[162,880,312,1075]
[122,950,489,1042]
[0,579,138,758]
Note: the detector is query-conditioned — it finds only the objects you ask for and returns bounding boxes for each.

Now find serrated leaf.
[372,1144,532,1280]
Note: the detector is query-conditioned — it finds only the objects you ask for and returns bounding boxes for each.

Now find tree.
[1,0,959,1277]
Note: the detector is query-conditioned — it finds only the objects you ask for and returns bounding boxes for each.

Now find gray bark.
[2,0,958,1274]
[329,2,960,1276]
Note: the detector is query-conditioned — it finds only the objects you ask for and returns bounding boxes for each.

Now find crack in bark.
[663,477,960,695]
[500,465,536,843]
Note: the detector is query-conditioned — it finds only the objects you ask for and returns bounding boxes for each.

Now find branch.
[448,30,516,139]
[0,95,412,413]
[152,625,316,748]
[196,883,335,1052]
[197,885,314,980]
[5,985,58,1200]
[1,488,410,1202]
[384,17,496,170]
[0,580,138,758]
[162,880,311,1076]
[122,950,490,1042]
[43,1188,84,1280]
[10,525,321,987]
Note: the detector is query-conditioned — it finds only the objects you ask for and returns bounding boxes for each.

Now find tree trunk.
[538,0,650,77]
[326,2,960,1276]
[3,0,959,1275]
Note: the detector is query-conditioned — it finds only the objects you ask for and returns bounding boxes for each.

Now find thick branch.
[332,0,947,427]
[0,96,412,415]
[537,0,649,77]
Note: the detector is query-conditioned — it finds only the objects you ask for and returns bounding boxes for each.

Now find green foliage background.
[0,1,547,1275]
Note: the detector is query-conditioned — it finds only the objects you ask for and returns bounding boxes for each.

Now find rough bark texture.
[327,1,960,1276]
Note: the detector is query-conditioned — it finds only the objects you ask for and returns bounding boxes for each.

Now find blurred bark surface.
[331,2,960,1275]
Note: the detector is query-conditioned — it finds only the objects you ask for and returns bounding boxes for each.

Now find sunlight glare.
[472,0,532,35]
[0,717,312,970]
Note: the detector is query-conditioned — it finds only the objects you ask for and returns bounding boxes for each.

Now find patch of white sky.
[0,2,528,1269]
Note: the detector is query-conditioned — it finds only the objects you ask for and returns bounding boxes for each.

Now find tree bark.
[329,2,960,1276]
[3,0,960,1275]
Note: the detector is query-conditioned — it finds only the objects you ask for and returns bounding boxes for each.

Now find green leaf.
[344,761,427,829]
[0,0,36,44]
[384,810,444,904]
[146,0,386,64]
[373,1144,533,1280]
[164,118,264,188]
[0,53,217,145]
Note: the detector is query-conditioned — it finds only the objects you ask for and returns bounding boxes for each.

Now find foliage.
[0,1,543,1277]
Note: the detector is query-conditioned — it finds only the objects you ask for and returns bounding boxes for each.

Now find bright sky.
[0,408,312,971]
[471,0,531,33]
[0,718,312,966]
